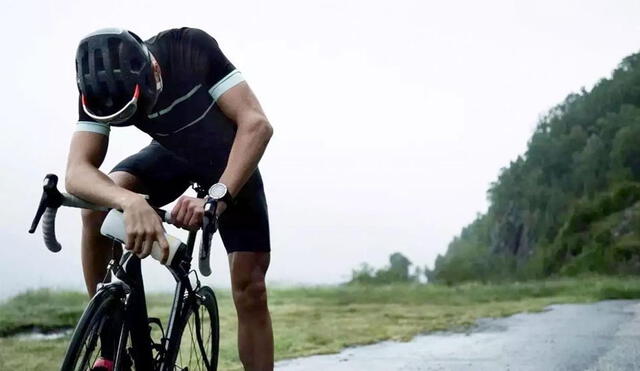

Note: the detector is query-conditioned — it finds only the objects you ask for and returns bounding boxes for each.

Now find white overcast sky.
[1,0,639,298]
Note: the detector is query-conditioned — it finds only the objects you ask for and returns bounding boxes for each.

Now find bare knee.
[81,208,108,231]
[233,278,269,315]
[109,171,145,193]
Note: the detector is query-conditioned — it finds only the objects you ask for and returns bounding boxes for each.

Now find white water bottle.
[100,209,182,265]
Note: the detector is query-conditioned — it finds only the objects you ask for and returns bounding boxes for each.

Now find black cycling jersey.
[76,27,245,176]
[76,27,270,253]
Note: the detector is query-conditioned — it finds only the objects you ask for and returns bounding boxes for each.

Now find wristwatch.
[207,183,234,206]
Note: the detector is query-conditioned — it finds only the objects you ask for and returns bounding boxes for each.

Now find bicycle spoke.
[205,306,212,352]
[192,316,203,370]
[201,305,211,355]
[189,318,195,367]
[90,352,102,371]
[193,308,210,369]
[77,321,101,371]
[173,290,217,371]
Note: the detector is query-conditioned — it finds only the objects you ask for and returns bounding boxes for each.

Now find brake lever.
[199,199,218,277]
[29,174,64,233]
[29,192,48,234]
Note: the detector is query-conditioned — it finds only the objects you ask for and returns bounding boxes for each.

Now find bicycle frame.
[28,174,216,370]
[100,195,209,370]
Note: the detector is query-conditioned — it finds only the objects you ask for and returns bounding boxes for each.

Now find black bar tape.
[42,208,62,252]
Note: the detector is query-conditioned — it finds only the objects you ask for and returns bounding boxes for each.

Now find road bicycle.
[29,174,220,370]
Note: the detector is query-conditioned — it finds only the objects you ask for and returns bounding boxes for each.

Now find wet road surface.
[276,300,640,370]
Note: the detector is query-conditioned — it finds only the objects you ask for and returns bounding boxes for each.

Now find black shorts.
[111,141,270,253]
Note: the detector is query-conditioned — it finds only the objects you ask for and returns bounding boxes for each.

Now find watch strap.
[221,191,234,206]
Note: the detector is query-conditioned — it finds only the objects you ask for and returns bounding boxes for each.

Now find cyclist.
[67,27,274,371]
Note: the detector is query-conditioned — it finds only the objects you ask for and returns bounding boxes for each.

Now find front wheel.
[170,286,220,371]
[60,287,125,371]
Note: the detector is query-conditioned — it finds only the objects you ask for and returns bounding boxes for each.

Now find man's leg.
[80,171,145,297]
[229,251,273,371]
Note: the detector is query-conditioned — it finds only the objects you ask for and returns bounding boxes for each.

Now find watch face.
[208,183,227,200]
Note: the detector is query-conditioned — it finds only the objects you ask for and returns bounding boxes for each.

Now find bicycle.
[28,173,221,371]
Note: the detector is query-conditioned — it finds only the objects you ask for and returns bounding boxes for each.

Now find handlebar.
[29,174,110,252]
[28,174,217,276]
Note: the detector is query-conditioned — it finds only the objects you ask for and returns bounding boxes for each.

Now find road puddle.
[11,328,72,341]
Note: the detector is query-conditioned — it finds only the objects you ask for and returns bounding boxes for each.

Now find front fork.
[109,252,155,370]
[161,269,206,370]
[111,239,204,371]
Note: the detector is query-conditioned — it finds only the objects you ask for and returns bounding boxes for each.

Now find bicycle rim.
[173,286,220,371]
[61,291,124,371]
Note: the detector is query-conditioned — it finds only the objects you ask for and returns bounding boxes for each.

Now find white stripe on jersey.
[148,84,202,119]
[208,70,244,102]
[154,101,216,137]
[76,121,110,136]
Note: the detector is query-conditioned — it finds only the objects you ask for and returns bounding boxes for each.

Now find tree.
[609,114,640,182]
[348,252,416,284]
[388,252,412,281]
[573,134,606,197]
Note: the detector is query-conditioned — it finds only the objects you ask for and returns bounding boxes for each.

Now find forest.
[428,52,640,283]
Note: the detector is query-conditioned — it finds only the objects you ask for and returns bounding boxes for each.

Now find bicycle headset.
[75,28,163,125]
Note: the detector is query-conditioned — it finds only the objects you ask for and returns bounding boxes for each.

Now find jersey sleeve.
[185,28,246,102]
[76,95,110,136]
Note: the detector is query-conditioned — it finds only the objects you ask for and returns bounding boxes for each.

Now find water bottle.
[100,209,183,265]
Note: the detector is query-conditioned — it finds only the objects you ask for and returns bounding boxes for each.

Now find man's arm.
[215,81,273,198]
[65,131,170,261]
[66,131,137,208]
[170,28,273,227]
[171,81,272,227]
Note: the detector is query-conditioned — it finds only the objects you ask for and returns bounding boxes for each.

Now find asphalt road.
[276,300,640,371]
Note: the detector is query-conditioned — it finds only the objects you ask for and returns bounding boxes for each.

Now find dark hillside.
[430,53,640,283]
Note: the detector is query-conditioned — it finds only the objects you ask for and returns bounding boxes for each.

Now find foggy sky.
[1,0,639,298]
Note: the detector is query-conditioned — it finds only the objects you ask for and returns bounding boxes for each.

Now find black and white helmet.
[75,28,162,125]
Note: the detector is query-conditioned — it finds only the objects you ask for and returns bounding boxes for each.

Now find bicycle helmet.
[75,28,162,125]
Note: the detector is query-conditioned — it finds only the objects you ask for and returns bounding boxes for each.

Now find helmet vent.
[81,56,89,75]
[80,45,89,76]
[94,49,105,72]
[108,38,122,70]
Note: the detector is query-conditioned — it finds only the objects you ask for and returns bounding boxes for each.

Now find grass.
[0,290,87,337]
[1,275,640,370]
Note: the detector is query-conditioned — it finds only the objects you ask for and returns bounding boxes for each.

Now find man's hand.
[172,196,207,231]
[122,195,170,263]
[172,196,228,230]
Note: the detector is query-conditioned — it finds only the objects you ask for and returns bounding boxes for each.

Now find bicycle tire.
[169,286,220,371]
[60,288,125,371]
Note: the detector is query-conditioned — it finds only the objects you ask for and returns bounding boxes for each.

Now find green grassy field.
[1,276,640,370]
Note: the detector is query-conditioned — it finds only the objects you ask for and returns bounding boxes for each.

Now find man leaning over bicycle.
[67,27,274,371]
